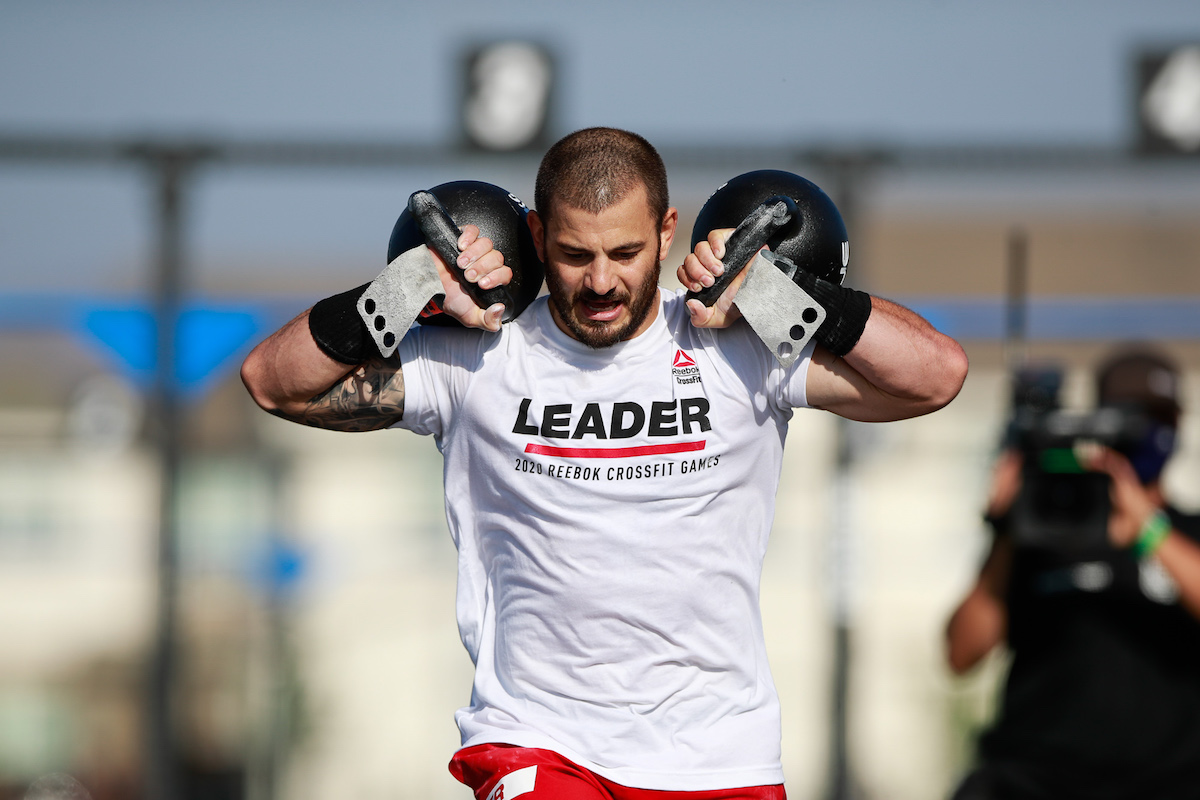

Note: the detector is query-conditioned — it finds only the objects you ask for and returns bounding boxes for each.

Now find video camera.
[1004,365,1152,552]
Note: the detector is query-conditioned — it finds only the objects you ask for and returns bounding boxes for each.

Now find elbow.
[923,339,969,413]
[240,349,281,415]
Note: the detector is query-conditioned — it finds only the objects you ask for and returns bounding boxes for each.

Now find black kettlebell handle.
[685,195,797,307]
[409,190,513,315]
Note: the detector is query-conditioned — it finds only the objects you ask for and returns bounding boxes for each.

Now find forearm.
[1151,529,1200,622]
[945,536,1011,674]
[845,297,967,409]
[945,589,1007,674]
[809,296,968,421]
[241,308,407,432]
[243,310,349,411]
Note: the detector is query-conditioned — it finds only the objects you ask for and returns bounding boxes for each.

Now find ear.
[528,210,546,262]
[658,207,678,262]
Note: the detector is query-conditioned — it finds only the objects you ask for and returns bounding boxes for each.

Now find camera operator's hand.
[1085,447,1160,549]
[1085,446,1200,621]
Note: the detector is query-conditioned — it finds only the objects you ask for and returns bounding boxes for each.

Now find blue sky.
[1,1,1198,294]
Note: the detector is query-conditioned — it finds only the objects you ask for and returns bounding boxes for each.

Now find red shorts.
[449,743,787,800]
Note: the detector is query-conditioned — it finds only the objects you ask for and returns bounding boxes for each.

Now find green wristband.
[1132,510,1171,560]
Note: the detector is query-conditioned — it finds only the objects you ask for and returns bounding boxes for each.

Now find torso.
[395,290,814,791]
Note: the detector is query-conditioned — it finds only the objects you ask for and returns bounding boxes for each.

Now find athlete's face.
[531,185,678,349]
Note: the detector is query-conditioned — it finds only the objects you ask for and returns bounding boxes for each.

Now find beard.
[546,262,661,349]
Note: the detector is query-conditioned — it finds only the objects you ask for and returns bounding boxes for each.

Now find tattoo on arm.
[274,356,406,432]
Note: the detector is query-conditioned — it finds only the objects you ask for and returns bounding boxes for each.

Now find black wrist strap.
[308,282,373,364]
[792,271,872,357]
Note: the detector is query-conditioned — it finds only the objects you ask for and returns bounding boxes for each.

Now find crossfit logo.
[485,765,537,800]
[672,349,702,386]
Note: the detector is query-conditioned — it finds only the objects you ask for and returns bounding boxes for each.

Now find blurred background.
[2,2,1199,799]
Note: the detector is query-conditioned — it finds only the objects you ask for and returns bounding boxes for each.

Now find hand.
[679,228,753,329]
[431,224,513,332]
[1083,446,1160,549]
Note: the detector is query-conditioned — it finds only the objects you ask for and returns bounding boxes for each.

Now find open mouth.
[580,294,624,323]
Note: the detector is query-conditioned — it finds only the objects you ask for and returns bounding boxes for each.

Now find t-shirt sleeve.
[773,338,816,410]
[706,316,815,412]
[391,325,489,438]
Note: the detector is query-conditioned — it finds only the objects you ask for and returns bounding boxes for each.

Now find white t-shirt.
[395,288,814,791]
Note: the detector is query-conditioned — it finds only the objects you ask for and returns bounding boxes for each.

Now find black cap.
[1096,346,1182,427]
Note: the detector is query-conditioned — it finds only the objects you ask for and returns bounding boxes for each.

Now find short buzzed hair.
[534,127,669,226]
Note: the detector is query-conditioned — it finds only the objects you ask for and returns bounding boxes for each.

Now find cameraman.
[946,348,1200,800]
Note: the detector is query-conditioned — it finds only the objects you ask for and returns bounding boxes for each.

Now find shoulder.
[659,288,769,360]
[658,288,747,348]
[658,287,798,401]
[399,312,521,369]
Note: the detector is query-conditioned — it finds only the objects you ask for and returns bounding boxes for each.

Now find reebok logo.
[672,349,701,386]
[485,766,537,800]
[418,296,444,318]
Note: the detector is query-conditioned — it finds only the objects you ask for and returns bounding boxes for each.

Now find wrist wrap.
[792,270,872,357]
[308,282,373,364]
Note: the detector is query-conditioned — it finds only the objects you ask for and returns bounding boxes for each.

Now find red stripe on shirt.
[524,441,707,459]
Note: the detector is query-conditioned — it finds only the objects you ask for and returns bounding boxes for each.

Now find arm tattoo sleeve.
[276,356,406,432]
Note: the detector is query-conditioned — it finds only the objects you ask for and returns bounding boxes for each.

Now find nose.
[584,257,618,296]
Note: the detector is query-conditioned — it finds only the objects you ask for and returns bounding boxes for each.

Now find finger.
[686,298,713,326]
[457,224,481,251]
[463,249,507,285]
[457,235,495,273]
[476,264,513,291]
[675,263,692,289]
[694,239,725,276]
[687,296,740,330]
[707,228,734,261]
[482,302,504,332]
[680,254,717,291]
[443,292,506,332]
[1083,446,1127,479]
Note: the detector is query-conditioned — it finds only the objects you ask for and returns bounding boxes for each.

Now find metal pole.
[143,150,192,800]
[1005,227,1029,370]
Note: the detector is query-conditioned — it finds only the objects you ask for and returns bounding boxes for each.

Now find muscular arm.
[241,308,408,432]
[806,296,969,422]
[680,231,967,422]
[241,223,507,431]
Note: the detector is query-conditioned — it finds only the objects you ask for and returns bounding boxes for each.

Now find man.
[242,127,967,799]
[946,348,1200,800]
